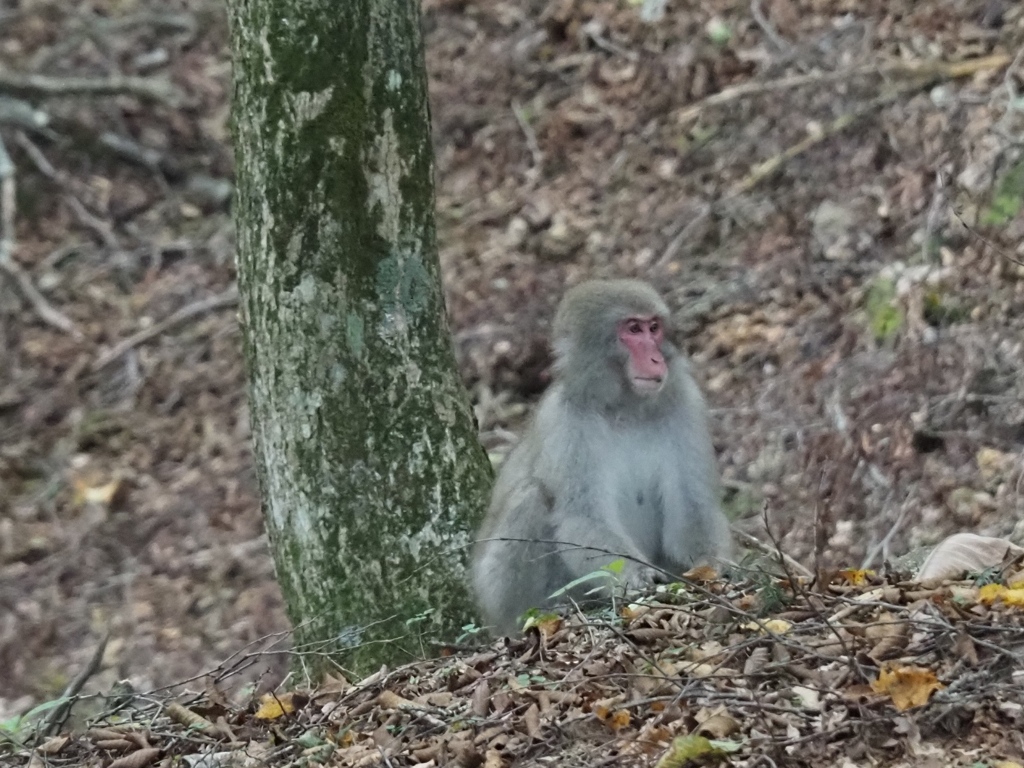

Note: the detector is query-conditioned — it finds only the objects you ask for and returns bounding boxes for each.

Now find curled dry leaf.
[166,702,215,731]
[743,646,769,676]
[35,736,70,756]
[470,678,490,718]
[523,703,542,739]
[654,735,716,768]
[107,747,162,768]
[870,665,945,711]
[916,533,1024,583]
[94,739,137,751]
[682,565,719,582]
[695,711,740,738]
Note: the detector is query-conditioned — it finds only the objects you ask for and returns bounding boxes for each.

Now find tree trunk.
[226,0,492,674]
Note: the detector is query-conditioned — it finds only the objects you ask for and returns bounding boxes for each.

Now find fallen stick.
[0,72,182,105]
[0,133,82,338]
[92,286,239,372]
[677,53,1012,125]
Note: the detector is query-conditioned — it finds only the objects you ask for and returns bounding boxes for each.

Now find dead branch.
[43,633,110,736]
[677,53,1012,125]
[0,71,182,106]
[0,95,50,131]
[732,527,814,580]
[730,92,896,195]
[0,133,83,338]
[14,132,122,250]
[511,100,543,182]
[92,286,240,372]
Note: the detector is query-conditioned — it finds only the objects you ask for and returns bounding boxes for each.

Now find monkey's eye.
[626,320,643,334]
[649,320,660,333]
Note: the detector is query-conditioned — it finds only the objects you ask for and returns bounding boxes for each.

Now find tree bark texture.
[227,0,492,673]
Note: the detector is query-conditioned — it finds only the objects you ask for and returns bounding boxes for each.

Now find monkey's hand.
[617,560,666,593]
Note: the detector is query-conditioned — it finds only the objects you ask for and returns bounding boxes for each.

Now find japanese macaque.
[472,279,732,634]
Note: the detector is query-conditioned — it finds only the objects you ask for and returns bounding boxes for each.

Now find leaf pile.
[11,565,1024,768]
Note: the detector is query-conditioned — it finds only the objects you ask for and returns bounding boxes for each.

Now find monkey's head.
[552,279,675,409]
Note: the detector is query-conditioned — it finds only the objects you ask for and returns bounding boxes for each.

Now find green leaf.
[865,278,903,343]
[548,568,617,599]
[982,158,1024,226]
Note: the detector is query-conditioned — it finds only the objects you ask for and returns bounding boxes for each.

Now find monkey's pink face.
[618,316,667,395]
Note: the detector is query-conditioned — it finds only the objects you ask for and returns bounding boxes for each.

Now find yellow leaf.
[620,603,649,621]
[978,583,1007,605]
[535,615,562,638]
[611,710,631,731]
[999,589,1024,607]
[977,447,1013,480]
[255,692,297,720]
[838,569,875,586]
[870,665,944,711]
[743,619,792,635]
[72,478,121,508]
[761,619,792,635]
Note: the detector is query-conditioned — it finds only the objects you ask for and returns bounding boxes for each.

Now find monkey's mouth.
[631,376,665,394]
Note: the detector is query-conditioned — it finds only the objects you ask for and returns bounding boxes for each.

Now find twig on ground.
[731,92,896,194]
[862,495,914,570]
[677,53,1012,125]
[99,131,165,175]
[30,11,197,71]
[750,0,792,53]
[92,285,240,372]
[511,100,543,177]
[951,205,1024,268]
[655,204,711,269]
[732,527,813,580]
[921,171,947,263]
[0,134,83,338]
[582,23,638,62]
[64,195,122,251]
[0,95,51,132]
[0,71,182,105]
[14,132,122,250]
[43,633,110,736]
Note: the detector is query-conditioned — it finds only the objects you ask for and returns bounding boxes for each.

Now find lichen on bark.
[227,0,492,674]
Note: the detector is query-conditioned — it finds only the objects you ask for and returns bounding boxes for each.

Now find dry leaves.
[16,562,1024,768]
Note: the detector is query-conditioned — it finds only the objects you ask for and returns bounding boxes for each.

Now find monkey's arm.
[551,511,665,588]
[661,372,733,567]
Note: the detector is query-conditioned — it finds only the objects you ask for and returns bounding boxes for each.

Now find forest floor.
[2,0,1024,762]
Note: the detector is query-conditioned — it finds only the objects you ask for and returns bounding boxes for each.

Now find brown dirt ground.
[1,0,1023,731]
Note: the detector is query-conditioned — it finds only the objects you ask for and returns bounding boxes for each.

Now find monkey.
[471,279,732,634]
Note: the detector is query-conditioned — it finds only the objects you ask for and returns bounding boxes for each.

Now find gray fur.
[472,280,732,634]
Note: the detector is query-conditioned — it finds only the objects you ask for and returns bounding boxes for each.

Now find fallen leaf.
[254,692,298,720]
[837,569,875,586]
[682,564,719,582]
[870,665,944,711]
[917,533,1023,583]
[695,711,740,738]
[744,619,792,635]
[978,583,1006,605]
[107,748,162,768]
